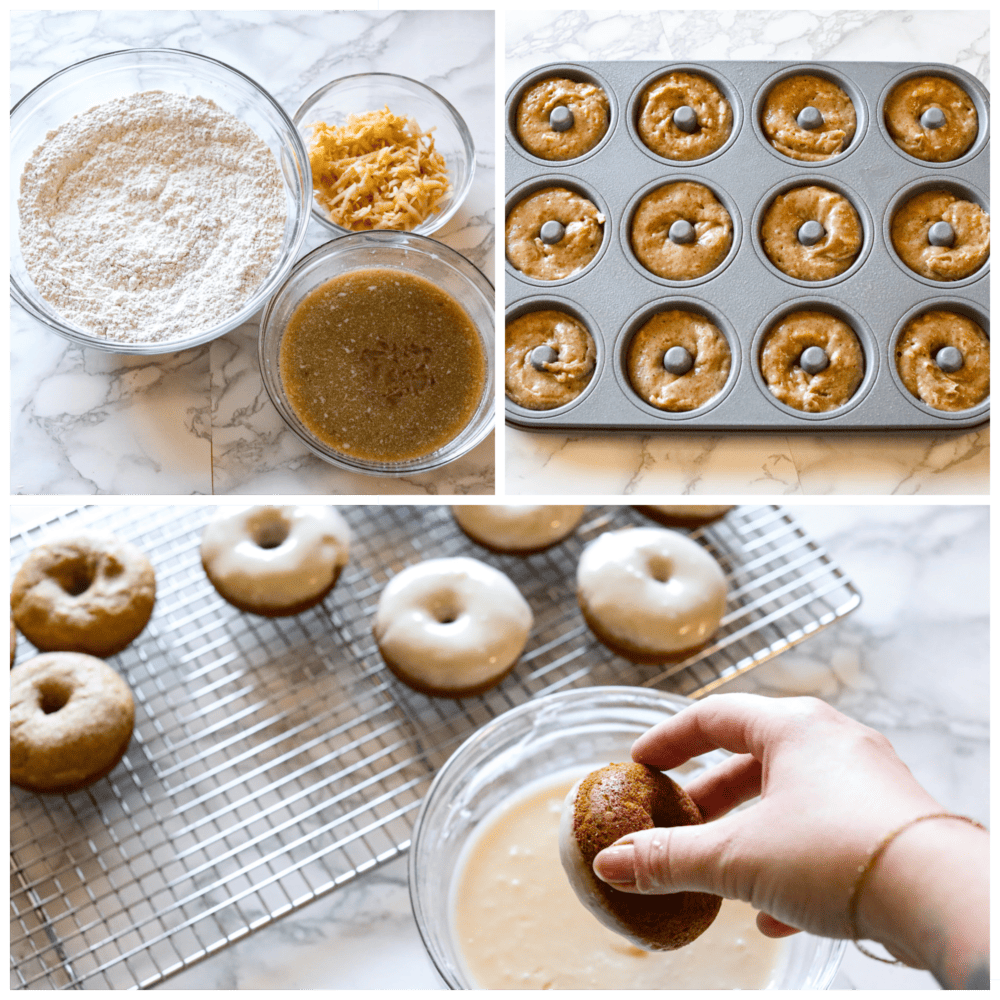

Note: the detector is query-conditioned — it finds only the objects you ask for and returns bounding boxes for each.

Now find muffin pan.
[505,61,989,430]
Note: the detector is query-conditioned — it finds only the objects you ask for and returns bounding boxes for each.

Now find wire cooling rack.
[10,504,860,989]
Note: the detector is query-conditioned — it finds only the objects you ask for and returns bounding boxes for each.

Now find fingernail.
[593,844,636,887]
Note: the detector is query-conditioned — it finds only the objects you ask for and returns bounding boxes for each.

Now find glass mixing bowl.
[258,230,494,476]
[293,72,475,237]
[10,48,312,355]
[409,686,846,989]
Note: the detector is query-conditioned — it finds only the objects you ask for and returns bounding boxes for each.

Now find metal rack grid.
[10,504,860,989]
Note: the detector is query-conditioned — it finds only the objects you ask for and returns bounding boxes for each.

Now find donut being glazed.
[200,505,351,616]
[576,527,727,662]
[452,505,586,554]
[374,557,533,697]
[559,762,722,950]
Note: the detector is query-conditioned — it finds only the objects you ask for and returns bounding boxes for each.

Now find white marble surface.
[131,502,986,991]
[10,10,496,495]
[504,10,989,496]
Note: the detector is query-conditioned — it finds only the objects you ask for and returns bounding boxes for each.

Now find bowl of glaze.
[9,47,312,355]
[409,686,846,989]
[258,230,494,476]
[293,72,476,237]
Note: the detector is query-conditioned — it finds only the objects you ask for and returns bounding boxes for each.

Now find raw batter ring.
[636,70,734,161]
[515,76,611,161]
[883,74,979,162]
[760,72,858,161]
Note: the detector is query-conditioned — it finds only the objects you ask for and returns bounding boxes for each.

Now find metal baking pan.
[505,60,989,431]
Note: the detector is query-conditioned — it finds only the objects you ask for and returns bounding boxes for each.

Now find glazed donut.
[626,309,731,412]
[895,310,989,412]
[11,532,156,658]
[637,71,733,161]
[760,310,865,412]
[506,187,604,281]
[516,77,610,161]
[200,505,351,617]
[505,310,596,410]
[634,505,734,529]
[761,185,862,281]
[630,182,732,280]
[761,74,856,161]
[559,762,722,950]
[890,189,989,281]
[373,557,533,697]
[11,617,17,667]
[452,505,586,554]
[576,527,727,663]
[11,652,135,794]
[884,75,978,162]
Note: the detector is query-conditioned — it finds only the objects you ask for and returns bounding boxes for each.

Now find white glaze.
[374,557,532,692]
[200,505,350,607]
[452,504,586,551]
[577,527,727,655]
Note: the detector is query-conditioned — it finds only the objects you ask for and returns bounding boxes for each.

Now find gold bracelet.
[848,812,988,964]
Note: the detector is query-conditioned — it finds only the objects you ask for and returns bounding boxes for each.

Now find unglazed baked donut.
[637,71,733,161]
[884,75,978,162]
[761,185,862,281]
[374,557,533,697]
[576,527,727,663]
[452,505,586,554]
[627,310,731,412]
[516,77,610,160]
[505,310,596,410]
[634,505,734,529]
[200,505,351,617]
[761,74,856,161]
[559,762,722,950]
[895,310,989,412]
[890,189,989,281]
[760,310,865,412]
[11,652,135,794]
[11,532,156,658]
[630,182,732,280]
[506,187,604,281]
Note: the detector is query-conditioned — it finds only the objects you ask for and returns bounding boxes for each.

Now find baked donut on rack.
[200,505,351,617]
[11,652,135,794]
[373,557,533,697]
[633,505,733,529]
[11,531,156,658]
[452,505,586,554]
[576,527,727,663]
[559,761,722,950]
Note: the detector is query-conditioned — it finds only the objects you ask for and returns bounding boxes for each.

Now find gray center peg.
[539,220,566,245]
[934,345,964,373]
[549,105,574,132]
[663,345,694,375]
[920,107,947,130]
[799,345,830,375]
[668,220,696,244]
[673,105,699,133]
[797,220,826,246]
[797,106,825,130]
[530,345,559,370]
[927,220,955,247]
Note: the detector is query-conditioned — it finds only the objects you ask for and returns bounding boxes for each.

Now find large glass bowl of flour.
[410,686,846,989]
[10,48,312,355]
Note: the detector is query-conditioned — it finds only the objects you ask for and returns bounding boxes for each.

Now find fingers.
[593,818,736,896]
[683,753,763,821]
[756,911,802,938]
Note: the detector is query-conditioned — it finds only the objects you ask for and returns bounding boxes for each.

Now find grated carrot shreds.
[308,106,451,231]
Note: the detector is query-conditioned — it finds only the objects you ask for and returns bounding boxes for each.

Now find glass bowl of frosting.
[10,47,311,355]
[409,686,846,989]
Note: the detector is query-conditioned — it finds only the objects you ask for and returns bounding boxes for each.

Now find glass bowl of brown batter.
[259,231,494,476]
[10,47,312,355]
[410,686,846,989]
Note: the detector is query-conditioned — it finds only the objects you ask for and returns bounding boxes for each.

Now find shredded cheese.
[308,106,451,231]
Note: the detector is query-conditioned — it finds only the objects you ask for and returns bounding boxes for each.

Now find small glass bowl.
[258,230,494,477]
[409,686,846,989]
[9,48,312,355]
[293,72,475,237]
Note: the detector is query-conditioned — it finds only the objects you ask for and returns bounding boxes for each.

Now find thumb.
[593,819,734,896]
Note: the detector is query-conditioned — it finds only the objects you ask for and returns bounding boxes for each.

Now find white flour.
[18,90,287,344]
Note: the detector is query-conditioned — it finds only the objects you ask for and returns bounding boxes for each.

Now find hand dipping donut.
[559,762,722,950]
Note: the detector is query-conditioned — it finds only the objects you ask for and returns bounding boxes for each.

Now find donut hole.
[646,553,673,584]
[52,556,96,597]
[38,680,72,715]
[250,513,291,550]
[428,592,463,625]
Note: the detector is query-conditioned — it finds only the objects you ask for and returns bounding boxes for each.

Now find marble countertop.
[10,10,496,496]
[504,10,989,496]
[134,502,985,990]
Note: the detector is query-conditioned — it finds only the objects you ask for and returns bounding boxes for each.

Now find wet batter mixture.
[506,310,596,410]
[516,77,610,160]
[506,186,604,280]
[895,310,989,411]
[890,189,989,281]
[452,769,788,990]
[884,75,978,162]
[637,71,733,161]
[279,268,485,462]
[761,74,856,161]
